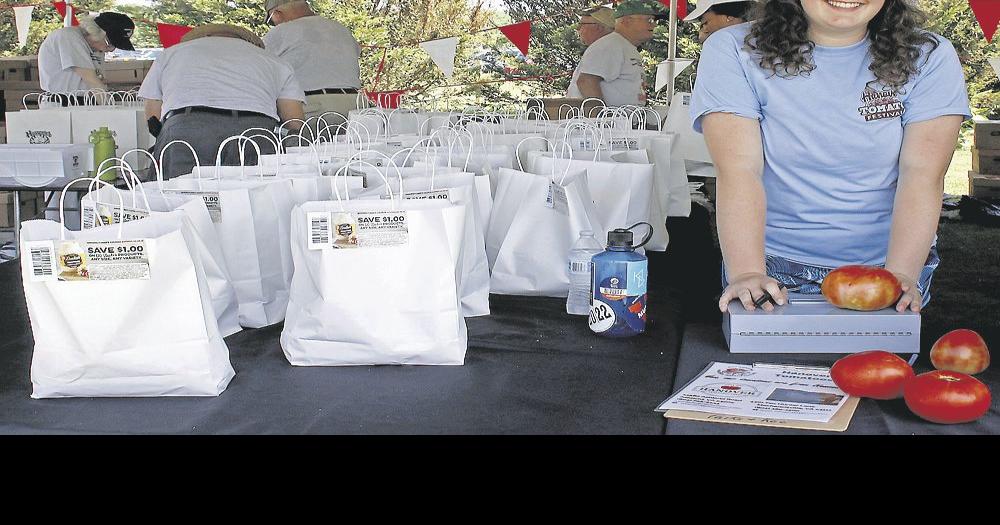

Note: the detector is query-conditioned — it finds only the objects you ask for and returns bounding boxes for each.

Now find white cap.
[684,0,756,22]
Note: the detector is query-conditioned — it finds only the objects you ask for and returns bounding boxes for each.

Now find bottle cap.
[607,228,633,248]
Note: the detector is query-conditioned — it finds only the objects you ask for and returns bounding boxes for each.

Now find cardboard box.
[723,293,920,354]
[526,97,606,120]
[0,190,46,228]
[974,121,1000,150]
[972,148,1000,175]
[0,56,36,82]
[970,171,1000,200]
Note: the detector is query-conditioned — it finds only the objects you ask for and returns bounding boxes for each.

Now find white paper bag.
[488,167,603,297]
[20,181,234,398]
[359,172,489,317]
[280,199,467,366]
[5,108,74,145]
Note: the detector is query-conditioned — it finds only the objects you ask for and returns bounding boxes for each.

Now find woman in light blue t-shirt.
[691,0,970,314]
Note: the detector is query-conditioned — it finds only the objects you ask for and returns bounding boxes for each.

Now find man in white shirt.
[566,7,614,98]
[568,0,664,107]
[264,0,362,124]
[37,12,135,99]
[138,24,306,179]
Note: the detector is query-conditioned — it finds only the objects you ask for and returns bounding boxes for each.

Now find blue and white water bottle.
[588,223,652,338]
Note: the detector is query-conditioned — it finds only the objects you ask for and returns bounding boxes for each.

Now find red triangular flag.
[157,22,193,48]
[52,2,79,26]
[499,21,531,57]
[658,0,687,21]
[970,0,1000,42]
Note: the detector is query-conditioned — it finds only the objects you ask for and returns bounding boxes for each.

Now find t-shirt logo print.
[857,88,904,122]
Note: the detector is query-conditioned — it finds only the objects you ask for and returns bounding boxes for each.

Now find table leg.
[12,189,20,260]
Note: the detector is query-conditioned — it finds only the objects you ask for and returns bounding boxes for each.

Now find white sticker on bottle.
[162,190,222,222]
[52,240,150,281]
[545,181,568,215]
[588,299,616,333]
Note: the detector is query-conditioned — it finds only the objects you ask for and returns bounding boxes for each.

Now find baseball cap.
[613,0,667,19]
[94,12,135,51]
[684,0,756,22]
[581,7,616,30]
[265,0,300,13]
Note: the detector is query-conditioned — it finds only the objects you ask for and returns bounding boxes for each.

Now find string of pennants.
[7,1,1000,91]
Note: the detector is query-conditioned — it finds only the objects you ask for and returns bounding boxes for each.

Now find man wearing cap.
[684,0,756,43]
[566,7,615,98]
[567,0,664,107]
[37,12,136,95]
[138,24,306,180]
[264,0,362,122]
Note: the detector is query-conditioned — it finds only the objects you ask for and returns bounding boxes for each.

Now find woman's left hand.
[889,271,921,313]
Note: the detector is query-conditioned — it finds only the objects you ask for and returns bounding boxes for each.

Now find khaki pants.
[304,93,362,130]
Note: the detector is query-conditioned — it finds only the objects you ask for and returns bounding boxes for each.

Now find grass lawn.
[945,147,971,195]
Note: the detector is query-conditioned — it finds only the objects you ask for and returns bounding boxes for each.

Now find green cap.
[613,0,667,19]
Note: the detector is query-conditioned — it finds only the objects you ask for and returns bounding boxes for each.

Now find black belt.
[164,106,273,120]
[305,88,359,95]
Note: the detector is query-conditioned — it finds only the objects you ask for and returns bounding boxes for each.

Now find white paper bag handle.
[157,140,202,186]
[514,136,553,172]
[315,111,348,134]
[241,127,281,153]
[332,158,401,208]
[60,177,125,239]
[109,156,153,211]
[88,164,150,215]
[216,135,263,180]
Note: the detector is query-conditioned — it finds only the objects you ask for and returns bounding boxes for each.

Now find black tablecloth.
[0,259,682,434]
[663,323,1000,435]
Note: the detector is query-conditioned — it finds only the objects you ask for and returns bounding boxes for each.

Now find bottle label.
[591,258,648,337]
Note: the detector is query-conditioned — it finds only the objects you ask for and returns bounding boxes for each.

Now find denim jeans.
[721,246,940,308]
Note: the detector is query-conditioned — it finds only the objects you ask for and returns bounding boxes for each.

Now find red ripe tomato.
[821,265,902,311]
[903,371,991,424]
[830,350,914,399]
[930,329,990,375]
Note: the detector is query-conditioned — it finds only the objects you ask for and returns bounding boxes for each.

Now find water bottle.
[589,222,653,338]
[566,230,604,315]
[89,127,117,182]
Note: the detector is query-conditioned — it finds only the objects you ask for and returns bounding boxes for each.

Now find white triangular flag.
[419,37,459,78]
[655,59,695,92]
[14,6,35,48]
[989,58,1000,79]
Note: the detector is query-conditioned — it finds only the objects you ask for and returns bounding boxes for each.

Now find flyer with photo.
[656,362,851,423]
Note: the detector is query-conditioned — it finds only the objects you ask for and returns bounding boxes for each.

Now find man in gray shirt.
[139,24,306,179]
[38,12,135,98]
[264,0,362,125]
[569,0,664,107]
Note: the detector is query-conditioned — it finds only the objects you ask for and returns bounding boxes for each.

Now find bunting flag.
[419,36,459,78]
[989,57,1000,79]
[52,1,78,26]
[654,58,694,92]
[498,20,531,56]
[658,0,687,21]
[970,0,1000,42]
[13,5,34,48]
[156,22,193,48]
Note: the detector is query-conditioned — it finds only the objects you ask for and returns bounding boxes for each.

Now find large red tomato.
[830,351,914,399]
[903,371,991,424]
[930,329,990,375]
[821,265,902,311]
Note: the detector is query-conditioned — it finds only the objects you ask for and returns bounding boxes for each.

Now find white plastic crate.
[0,143,92,188]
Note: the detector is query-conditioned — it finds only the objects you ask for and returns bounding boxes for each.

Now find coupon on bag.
[280,198,468,366]
[20,178,234,398]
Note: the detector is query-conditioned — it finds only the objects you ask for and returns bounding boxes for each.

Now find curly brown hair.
[744,0,940,90]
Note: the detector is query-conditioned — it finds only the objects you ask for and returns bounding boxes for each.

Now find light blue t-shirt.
[690,23,971,268]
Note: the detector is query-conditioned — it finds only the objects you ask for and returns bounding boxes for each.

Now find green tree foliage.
[0,0,997,113]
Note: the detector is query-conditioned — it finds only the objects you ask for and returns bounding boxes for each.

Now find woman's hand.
[719,272,787,312]
[889,270,922,313]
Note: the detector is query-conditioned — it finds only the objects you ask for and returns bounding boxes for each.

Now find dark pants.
[153,111,279,180]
